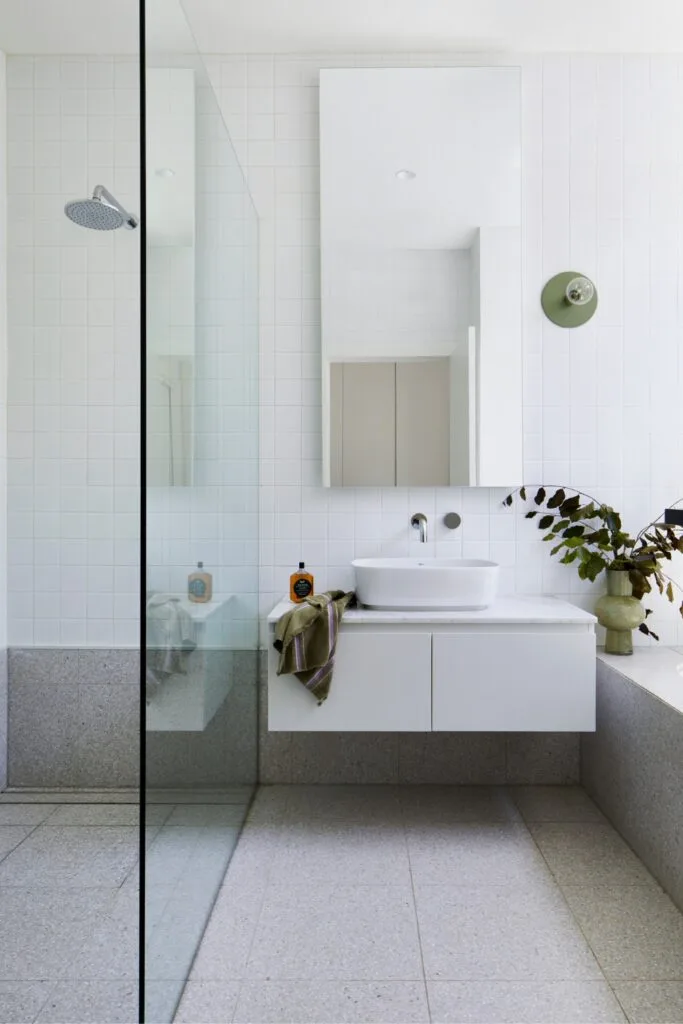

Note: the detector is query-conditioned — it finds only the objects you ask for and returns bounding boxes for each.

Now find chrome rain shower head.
[64,185,138,231]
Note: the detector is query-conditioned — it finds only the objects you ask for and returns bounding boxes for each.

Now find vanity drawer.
[432,631,596,732]
[268,630,432,732]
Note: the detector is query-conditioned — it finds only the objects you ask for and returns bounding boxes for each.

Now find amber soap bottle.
[188,561,213,603]
[290,562,314,603]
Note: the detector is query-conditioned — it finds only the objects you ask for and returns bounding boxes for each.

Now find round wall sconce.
[541,271,598,327]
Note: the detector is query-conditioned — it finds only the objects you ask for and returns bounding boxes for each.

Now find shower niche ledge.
[147,594,234,732]
[267,596,597,733]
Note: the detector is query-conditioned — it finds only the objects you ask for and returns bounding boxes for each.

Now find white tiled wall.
[204,52,683,647]
[0,50,8,652]
[1,49,7,787]
[5,56,140,647]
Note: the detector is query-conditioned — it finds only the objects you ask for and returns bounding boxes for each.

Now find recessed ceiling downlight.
[395,169,416,181]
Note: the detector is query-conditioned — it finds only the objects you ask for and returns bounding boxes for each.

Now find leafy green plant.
[503,485,683,640]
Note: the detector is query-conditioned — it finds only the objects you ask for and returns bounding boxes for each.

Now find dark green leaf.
[538,515,554,529]
[560,549,580,564]
[584,553,609,580]
[629,570,648,599]
[605,509,622,534]
[666,581,674,602]
[525,510,537,519]
[519,486,527,501]
[559,495,581,517]
[504,494,513,506]
[551,519,570,534]
[546,488,566,509]
[534,487,546,505]
[563,524,585,539]
[639,622,660,641]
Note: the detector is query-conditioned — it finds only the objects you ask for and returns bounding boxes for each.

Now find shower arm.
[94,185,139,230]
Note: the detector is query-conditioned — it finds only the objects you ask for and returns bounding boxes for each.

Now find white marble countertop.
[268,595,597,626]
[598,647,683,715]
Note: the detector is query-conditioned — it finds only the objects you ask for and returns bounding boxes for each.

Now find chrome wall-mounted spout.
[411,513,428,543]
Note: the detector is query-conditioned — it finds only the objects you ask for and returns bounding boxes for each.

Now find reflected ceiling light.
[155,167,175,178]
[395,169,416,180]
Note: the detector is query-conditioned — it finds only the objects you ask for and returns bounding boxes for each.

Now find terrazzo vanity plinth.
[267,597,596,733]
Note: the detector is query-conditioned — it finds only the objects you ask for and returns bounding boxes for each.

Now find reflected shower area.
[143,1,260,1020]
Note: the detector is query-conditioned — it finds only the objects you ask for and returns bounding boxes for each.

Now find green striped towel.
[273,590,356,704]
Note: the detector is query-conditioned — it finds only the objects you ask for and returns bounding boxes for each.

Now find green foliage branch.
[503,486,683,641]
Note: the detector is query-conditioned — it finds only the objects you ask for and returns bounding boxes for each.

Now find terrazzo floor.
[0,787,251,1024]
[176,784,683,1024]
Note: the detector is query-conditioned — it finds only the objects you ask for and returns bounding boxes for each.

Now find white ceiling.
[0,0,682,55]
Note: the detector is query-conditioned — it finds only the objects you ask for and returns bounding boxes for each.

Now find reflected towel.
[146,594,196,696]
[273,590,356,704]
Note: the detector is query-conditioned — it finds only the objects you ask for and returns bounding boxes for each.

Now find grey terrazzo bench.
[582,649,683,912]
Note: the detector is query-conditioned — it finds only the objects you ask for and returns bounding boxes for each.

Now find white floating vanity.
[267,597,597,733]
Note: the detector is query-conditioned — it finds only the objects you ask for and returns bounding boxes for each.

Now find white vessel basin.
[352,558,499,611]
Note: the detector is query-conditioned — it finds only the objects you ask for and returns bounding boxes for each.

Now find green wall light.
[541,271,598,327]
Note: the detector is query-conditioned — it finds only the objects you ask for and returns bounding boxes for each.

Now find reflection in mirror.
[146,67,196,487]
[320,67,523,487]
[147,355,193,485]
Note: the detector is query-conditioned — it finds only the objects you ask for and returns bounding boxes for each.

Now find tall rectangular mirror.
[320,67,523,487]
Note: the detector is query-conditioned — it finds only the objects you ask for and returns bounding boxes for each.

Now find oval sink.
[351,557,499,611]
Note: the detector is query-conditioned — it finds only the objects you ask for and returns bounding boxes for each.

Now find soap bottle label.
[189,578,207,599]
[293,577,313,599]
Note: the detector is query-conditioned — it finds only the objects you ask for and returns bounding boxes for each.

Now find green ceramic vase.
[594,569,646,655]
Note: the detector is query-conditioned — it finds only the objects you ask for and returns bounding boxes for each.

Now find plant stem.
[631,497,683,551]
[509,484,604,508]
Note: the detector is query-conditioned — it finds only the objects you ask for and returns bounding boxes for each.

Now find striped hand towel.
[273,590,356,704]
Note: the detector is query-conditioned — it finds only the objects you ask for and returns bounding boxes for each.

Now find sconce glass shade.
[565,276,595,306]
[541,271,598,328]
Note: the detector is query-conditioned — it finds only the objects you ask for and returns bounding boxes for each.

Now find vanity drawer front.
[432,631,596,732]
[268,630,432,732]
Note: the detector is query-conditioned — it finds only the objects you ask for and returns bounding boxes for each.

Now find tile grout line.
[0,817,49,866]
[521,809,633,1023]
[208,786,282,1010]
[31,977,61,1024]
[402,804,434,1024]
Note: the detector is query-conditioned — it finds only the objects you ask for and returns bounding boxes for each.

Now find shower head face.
[64,186,138,231]
[64,196,126,231]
